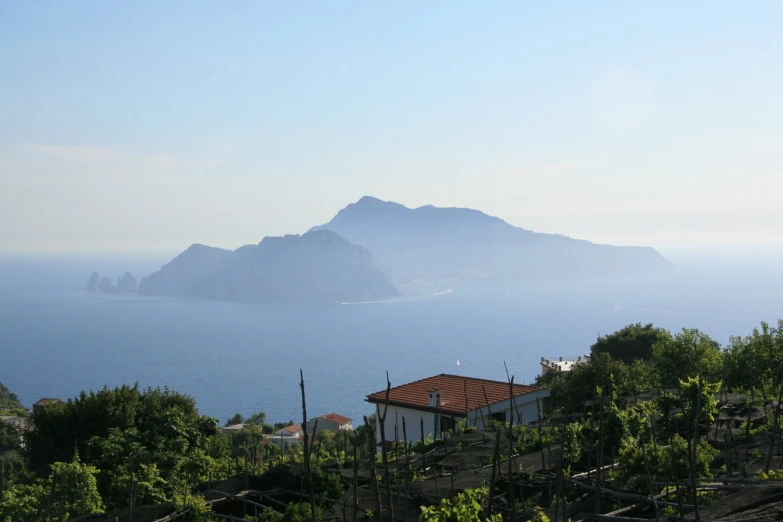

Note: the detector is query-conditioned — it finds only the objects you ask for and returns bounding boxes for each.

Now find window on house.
[491,411,506,423]
[440,416,456,434]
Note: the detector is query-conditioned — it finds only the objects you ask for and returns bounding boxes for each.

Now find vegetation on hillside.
[0,382,23,415]
[1,319,782,521]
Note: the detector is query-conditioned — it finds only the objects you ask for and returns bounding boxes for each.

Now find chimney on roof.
[559,356,563,362]
[541,356,544,362]
[577,356,581,362]
[428,391,443,409]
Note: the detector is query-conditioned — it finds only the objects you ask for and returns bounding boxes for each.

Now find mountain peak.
[312,197,673,281]
[355,196,386,205]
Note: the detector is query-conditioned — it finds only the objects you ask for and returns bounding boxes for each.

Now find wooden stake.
[299,369,317,522]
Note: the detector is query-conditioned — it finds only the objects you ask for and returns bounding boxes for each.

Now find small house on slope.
[32,398,64,416]
[273,423,304,437]
[366,374,549,445]
[306,413,353,434]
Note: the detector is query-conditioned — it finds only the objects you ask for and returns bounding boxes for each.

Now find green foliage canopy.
[24,383,218,505]
[652,328,723,386]
[591,323,665,363]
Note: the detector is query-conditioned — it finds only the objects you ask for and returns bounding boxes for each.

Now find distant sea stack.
[86,272,138,294]
[138,230,399,304]
[311,196,674,282]
[86,272,101,292]
[117,272,138,293]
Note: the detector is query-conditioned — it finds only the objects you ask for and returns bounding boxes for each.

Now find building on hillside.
[0,416,27,429]
[273,423,304,438]
[221,423,246,435]
[32,398,64,416]
[265,435,302,450]
[539,355,590,377]
[366,373,549,446]
[305,413,353,434]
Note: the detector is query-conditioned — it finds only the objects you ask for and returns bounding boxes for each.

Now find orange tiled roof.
[366,374,542,416]
[318,413,352,424]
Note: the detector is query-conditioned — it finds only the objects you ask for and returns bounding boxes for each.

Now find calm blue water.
[0,255,781,425]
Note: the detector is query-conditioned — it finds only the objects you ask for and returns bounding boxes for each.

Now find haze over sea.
[1,253,781,425]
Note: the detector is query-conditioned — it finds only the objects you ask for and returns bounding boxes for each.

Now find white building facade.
[367,374,550,446]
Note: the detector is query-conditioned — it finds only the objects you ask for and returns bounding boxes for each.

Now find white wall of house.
[372,389,550,446]
[266,436,302,449]
[467,389,550,430]
[373,404,437,445]
[274,426,303,437]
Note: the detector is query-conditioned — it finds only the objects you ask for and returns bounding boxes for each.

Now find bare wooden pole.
[487,429,501,519]
[504,361,522,424]
[482,386,494,429]
[464,380,469,430]
[364,415,382,520]
[402,416,410,518]
[507,375,517,522]
[594,391,604,515]
[689,373,703,521]
[765,369,783,473]
[299,369,318,522]
[352,437,359,522]
[377,373,394,522]
[420,416,426,470]
[536,396,546,470]
[640,432,661,521]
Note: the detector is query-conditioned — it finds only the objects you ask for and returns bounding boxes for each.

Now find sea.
[0,252,781,426]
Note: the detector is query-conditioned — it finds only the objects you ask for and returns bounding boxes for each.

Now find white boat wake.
[340,289,454,305]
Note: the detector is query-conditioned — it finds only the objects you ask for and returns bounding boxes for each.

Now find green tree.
[541,352,629,413]
[24,384,219,508]
[49,454,105,518]
[0,382,23,414]
[652,328,723,386]
[245,412,267,426]
[591,323,665,363]
[0,423,20,452]
[725,320,783,392]
[225,413,245,426]
[273,420,294,430]
[0,481,46,522]
[617,434,717,492]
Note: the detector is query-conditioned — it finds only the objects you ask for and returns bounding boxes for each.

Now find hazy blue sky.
[1,1,781,254]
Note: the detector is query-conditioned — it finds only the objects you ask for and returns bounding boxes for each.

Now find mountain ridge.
[311,196,672,282]
[139,229,398,303]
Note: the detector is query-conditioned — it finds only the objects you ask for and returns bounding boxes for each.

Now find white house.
[366,374,550,446]
[540,355,590,376]
[273,423,304,438]
[305,413,353,434]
